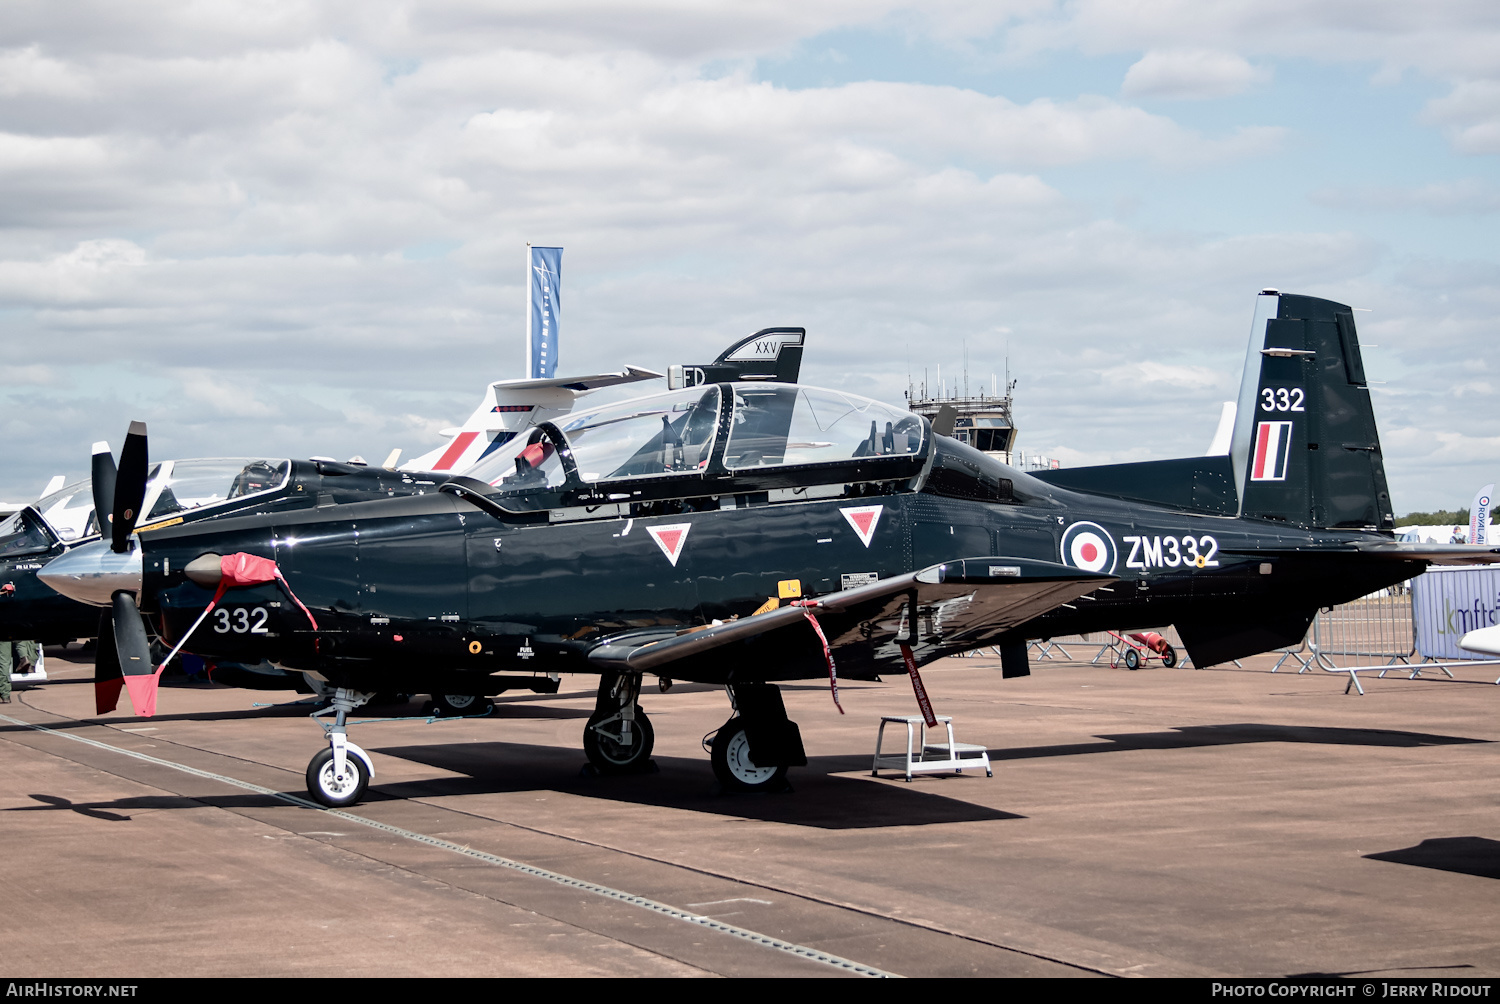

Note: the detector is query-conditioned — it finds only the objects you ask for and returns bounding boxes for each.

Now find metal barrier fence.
[1024,626,1194,667]
[1308,591,1415,668]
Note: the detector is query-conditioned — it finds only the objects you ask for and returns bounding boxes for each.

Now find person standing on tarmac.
[0,640,38,704]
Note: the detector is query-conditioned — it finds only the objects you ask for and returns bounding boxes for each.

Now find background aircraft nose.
[1460,625,1500,657]
[37,540,143,607]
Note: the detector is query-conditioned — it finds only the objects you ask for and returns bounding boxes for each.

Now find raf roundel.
[1060,521,1117,574]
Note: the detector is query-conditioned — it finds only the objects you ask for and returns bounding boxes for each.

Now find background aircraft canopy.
[6,459,294,546]
[31,479,95,542]
[0,506,58,557]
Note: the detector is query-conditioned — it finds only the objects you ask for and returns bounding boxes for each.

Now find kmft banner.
[1412,565,1500,659]
[527,245,562,379]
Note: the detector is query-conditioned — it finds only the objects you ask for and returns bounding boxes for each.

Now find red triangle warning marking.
[646,523,692,567]
[840,505,883,548]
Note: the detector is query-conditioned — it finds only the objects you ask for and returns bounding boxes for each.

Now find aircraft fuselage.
[131,457,1417,692]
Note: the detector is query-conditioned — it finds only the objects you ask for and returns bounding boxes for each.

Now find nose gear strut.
[306,687,376,807]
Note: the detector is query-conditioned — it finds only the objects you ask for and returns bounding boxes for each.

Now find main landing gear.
[583,672,655,773]
[708,682,807,793]
[710,717,787,792]
[306,687,376,807]
[429,692,493,717]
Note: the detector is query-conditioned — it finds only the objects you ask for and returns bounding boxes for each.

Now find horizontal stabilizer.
[1355,541,1500,565]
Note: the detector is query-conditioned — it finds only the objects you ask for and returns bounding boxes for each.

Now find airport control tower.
[905,367,1060,471]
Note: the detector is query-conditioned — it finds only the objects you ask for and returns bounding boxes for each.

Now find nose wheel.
[306,687,376,807]
[307,746,369,807]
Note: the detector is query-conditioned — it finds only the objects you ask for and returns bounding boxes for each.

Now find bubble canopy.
[463,383,927,494]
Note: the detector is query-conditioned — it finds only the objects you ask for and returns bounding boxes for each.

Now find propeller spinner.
[40,422,156,715]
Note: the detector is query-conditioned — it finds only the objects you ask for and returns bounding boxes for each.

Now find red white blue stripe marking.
[1251,421,1294,482]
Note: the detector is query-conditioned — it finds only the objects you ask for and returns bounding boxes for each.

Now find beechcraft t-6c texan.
[38,291,1500,806]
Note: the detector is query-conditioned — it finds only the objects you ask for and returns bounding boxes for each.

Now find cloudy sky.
[3,1,1498,513]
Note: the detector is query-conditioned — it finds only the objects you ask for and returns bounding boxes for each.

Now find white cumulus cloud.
[1122,49,1268,100]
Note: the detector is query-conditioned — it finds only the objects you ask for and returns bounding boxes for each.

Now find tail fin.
[401,366,664,474]
[1228,291,1395,531]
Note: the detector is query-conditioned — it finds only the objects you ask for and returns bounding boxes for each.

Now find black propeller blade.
[111,590,153,680]
[112,420,149,552]
[93,595,155,717]
[87,420,155,714]
[94,610,123,715]
[90,441,116,541]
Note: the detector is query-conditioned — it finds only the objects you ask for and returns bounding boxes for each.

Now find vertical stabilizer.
[1229,292,1395,530]
[1204,402,1235,456]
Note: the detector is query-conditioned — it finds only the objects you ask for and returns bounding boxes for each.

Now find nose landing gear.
[306,687,376,807]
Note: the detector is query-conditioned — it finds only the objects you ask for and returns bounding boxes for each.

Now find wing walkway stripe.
[0,713,898,979]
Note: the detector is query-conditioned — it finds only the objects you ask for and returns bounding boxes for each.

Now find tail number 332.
[214,606,269,634]
[1261,387,1305,412]
[1123,535,1219,570]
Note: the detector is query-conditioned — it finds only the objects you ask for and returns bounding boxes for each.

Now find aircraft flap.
[587,557,1113,673]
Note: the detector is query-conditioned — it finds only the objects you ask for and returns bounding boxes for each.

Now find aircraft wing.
[490,365,664,393]
[586,557,1114,673]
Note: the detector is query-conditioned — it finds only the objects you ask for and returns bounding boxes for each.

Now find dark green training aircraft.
[38,291,1499,807]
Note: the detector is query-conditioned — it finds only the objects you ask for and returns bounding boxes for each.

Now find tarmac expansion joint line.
[0,711,899,979]
[402,792,1128,977]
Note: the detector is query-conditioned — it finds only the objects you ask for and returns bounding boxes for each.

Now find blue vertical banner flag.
[527,245,562,379]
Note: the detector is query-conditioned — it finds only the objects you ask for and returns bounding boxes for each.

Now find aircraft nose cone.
[37,540,143,607]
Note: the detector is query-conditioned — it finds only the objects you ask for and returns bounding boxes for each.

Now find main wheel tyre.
[583,707,655,773]
[710,718,789,793]
[1161,645,1177,668]
[306,747,370,807]
[432,693,491,716]
[1123,648,1141,670]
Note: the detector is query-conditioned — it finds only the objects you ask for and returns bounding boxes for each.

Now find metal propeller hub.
[37,539,143,607]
